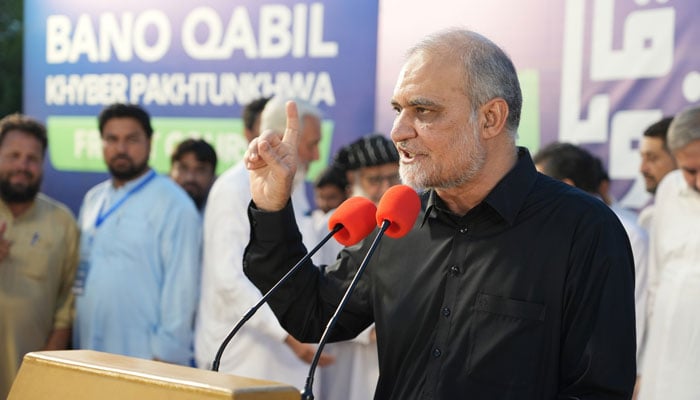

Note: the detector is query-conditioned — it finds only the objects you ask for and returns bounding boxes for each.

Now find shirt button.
[432,348,442,358]
[442,307,451,317]
[449,265,460,276]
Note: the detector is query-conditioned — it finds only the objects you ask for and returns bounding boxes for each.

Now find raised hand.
[244,101,300,212]
[284,335,335,366]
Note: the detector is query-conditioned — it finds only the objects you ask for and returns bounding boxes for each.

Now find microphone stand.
[300,220,391,400]
[211,223,344,372]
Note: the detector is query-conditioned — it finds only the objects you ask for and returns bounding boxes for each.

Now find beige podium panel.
[8,350,300,400]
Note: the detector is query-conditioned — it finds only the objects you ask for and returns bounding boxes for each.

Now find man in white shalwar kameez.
[638,105,700,400]
[194,97,333,389]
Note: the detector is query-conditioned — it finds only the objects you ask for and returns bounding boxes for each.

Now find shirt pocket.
[12,235,55,281]
[468,292,546,387]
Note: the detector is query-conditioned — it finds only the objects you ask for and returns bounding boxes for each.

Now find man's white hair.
[259,96,322,134]
[668,105,700,152]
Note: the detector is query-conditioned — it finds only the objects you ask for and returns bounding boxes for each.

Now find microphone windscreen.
[376,185,421,238]
[328,196,378,246]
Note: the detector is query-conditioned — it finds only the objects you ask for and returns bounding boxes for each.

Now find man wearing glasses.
[340,133,401,205]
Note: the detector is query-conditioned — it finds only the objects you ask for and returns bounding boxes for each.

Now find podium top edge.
[24,350,299,396]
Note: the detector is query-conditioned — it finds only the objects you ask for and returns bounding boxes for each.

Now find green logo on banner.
[516,69,541,153]
[47,116,335,179]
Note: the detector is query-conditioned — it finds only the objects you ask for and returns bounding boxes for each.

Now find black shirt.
[244,148,636,399]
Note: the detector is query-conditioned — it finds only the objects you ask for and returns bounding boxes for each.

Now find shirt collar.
[0,197,38,220]
[421,147,538,227]
[111,168,155,193]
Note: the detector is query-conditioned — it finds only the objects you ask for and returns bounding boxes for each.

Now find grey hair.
[406,28,522,137]
[259,96,322,134]
[668,104,700,152]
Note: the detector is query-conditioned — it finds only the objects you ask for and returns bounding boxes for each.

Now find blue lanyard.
[95,170,157,228]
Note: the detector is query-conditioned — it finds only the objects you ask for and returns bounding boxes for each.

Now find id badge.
[72,259,90,295]
[73,232,94,296]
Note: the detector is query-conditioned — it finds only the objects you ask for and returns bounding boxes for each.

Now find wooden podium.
[8,350,300,399]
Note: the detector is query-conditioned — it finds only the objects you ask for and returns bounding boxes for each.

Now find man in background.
[242,97,271,143]
[313,165,350,215]
[638,116,676,230]
[242,28,635,398]
[0,114,79,398]
[73,103,201,365]
[318,133,400,400]
[194,96,333,387]
[534,142,649,365]
[169,138,217,212]
[342,133,401,205]
[638,105,700,400]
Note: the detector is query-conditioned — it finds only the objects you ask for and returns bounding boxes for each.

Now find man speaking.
[242,29,636,399]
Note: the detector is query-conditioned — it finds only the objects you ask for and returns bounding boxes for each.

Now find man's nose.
[391,112,416,144]
[639,160,649,174]
[115,140,129,152]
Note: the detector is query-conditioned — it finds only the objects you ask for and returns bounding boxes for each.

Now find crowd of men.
[1,27,699,400]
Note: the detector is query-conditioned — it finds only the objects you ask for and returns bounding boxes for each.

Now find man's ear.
[479,98,509,140]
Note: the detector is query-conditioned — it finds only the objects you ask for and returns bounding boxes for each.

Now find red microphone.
[301,186,421,399]
[376,184,421,238]
[211,196,376,372]
[329,196,377,246]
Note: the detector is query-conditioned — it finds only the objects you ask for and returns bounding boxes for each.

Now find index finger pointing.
[281,100,300,149]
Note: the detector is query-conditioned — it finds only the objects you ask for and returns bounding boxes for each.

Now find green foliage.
[0,0,23,116]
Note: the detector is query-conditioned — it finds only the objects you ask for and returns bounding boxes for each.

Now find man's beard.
[108,155,149,182]
[352,180,380,204]
[0,172,42,203]
[189,194,206,210]
[642,174,658,194]
[399,123,486,190]
[181,183,206,210]
[352,180,371,200]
